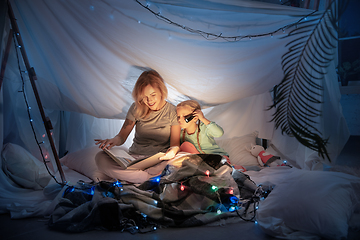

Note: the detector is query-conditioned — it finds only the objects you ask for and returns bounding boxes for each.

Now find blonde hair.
[132,70,168,119]
[177,100,204,150]
[176,100,201,112]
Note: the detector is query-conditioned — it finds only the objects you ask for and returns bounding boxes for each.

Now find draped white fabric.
[1,0,349,173]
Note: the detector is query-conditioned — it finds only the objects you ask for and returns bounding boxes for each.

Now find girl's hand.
[193,110,210,125]
[160,146,180,160]
[94,135,122,149]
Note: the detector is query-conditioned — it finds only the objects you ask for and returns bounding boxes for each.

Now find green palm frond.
[269,0,349,161]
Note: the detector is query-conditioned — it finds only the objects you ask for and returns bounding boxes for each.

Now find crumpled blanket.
[48,154,262,233]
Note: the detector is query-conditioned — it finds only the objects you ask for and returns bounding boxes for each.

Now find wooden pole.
[7,1,66,184]
[304,0,310,9]
[314,0,320,10]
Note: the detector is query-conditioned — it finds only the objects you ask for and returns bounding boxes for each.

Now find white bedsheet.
[0,166,91,219]
[246,167,360,240]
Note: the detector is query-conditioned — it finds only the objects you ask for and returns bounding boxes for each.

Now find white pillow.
[1,143,51,190]
[60,146,115,182]
[256,168,360,240]
[216,132,259,166]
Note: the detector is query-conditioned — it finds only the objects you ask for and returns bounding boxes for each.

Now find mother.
[94,70,181,182]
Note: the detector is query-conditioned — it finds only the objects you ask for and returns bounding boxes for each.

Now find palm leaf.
[269,0,349,161]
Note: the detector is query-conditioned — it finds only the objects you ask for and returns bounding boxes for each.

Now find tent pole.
[0,0,11,91]
[7,1,66,184]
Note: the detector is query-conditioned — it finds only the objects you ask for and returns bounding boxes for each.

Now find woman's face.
[142,84,164,111]
[177,106,195,128]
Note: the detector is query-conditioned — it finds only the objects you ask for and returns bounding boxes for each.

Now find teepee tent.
[1,1,358,239]
[1,0,348,172]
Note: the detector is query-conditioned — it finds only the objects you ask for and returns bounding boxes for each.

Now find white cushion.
[1,143,51,190]
[216,132,259,166]
[60,146,113,181]
[256,168,360,239]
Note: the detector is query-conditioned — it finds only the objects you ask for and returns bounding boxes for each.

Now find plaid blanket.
[48,154,262,233]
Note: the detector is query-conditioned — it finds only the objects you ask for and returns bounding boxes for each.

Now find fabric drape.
[1,0,349,170]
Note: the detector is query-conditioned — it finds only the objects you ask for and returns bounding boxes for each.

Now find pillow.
[216,132,259,166]
[1,143,51,190]
[256,168,360,240]
[60,146,116,182]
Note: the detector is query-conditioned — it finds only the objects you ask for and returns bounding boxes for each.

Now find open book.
[103,147,166,170]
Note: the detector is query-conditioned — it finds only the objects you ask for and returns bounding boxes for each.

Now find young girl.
[176,100,246,171]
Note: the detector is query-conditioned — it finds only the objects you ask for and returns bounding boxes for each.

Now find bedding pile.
[48,154,264,233]
[2,143,360,239]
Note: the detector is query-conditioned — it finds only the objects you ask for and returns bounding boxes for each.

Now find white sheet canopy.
[1,0,349,170]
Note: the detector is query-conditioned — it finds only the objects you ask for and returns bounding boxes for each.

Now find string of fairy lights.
[68,173,267,232]
[13,32,61,185]
[13,44,264,226]
[10,0,279,230]
[132,0,319,42]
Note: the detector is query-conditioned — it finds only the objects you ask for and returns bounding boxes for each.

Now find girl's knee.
[180,142,200,154]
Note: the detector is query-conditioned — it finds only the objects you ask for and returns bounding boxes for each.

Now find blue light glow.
[90,186,95,195]
[113,181,122,187]
[230,196,238,203]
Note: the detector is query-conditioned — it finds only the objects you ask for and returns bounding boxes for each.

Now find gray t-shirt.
[126,101,179,155]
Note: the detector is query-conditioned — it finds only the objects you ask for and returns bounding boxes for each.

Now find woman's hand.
[95,118,134,150]
[160,146,180,160]
[94,135,122,150]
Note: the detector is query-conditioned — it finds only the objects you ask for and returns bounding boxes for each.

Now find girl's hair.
[176,100,201,112]
[132,70,168,119]
[177,100,204,152]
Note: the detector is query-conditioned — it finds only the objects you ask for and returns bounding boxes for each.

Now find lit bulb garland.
[12,32,60,185]
[131,0,318,42]
[65,175,265,232]
[180,182,185,191]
